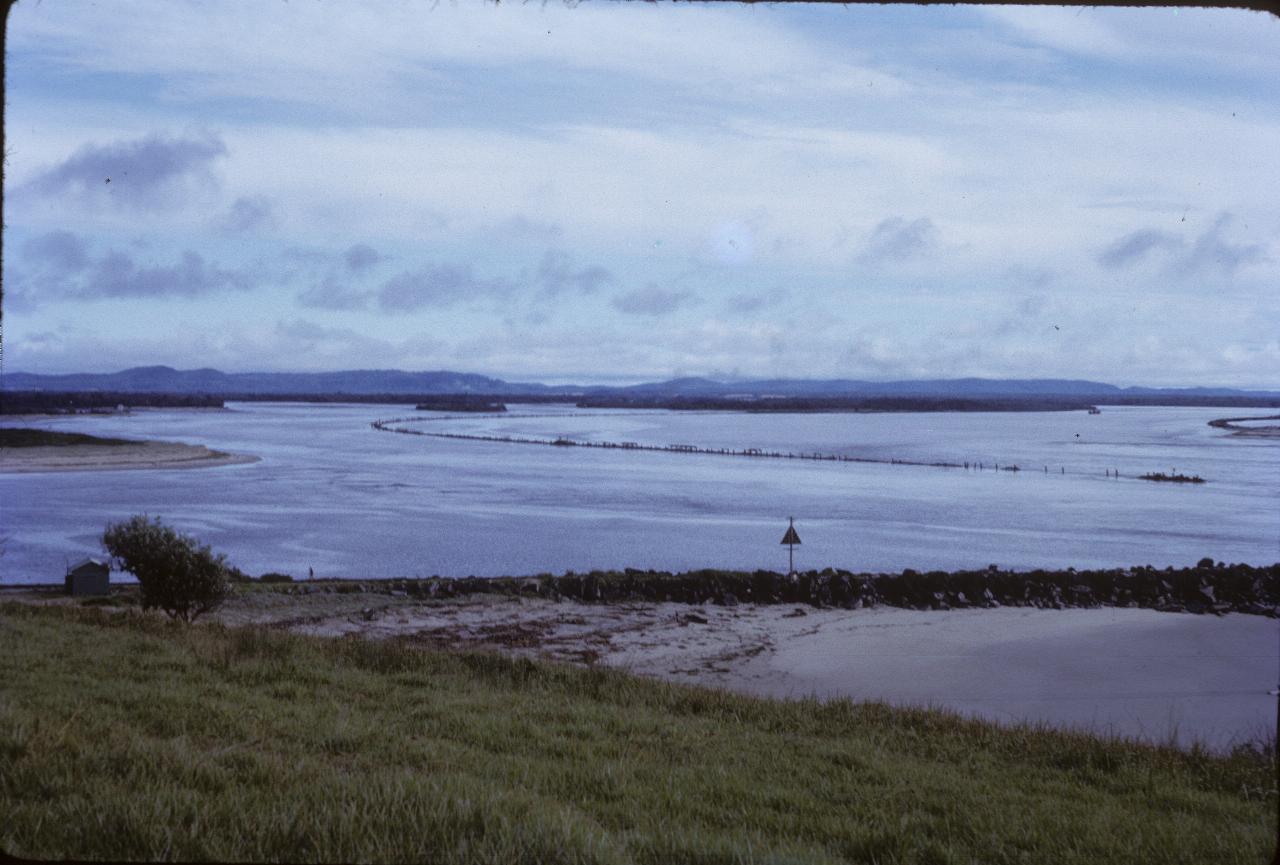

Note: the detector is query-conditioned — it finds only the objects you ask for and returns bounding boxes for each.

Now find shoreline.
[1208,413,1280,437]
[0,441,259,474]
[12,587,1268,749]
[213,592,1280,749]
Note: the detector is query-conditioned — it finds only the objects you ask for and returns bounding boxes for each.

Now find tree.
[102,515,233,622]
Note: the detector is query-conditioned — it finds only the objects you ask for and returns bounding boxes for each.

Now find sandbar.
[0,441,259,474]
[202,590,1274,749]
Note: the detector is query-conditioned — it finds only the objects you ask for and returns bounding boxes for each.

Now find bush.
[258,572,294,584]
[101,515,233,623]
[78,596,118,607]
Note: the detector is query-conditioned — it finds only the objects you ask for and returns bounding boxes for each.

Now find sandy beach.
[0,441,259,473]
[197,589,1276,749]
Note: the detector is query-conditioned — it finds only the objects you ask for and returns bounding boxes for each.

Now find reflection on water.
[1,402,1277,582]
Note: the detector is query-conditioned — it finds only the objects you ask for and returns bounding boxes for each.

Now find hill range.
[4,365,1278,403]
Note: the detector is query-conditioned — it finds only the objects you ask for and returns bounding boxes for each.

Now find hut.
[65,557,110,596]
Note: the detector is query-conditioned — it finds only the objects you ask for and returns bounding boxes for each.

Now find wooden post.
[789,517,794,573]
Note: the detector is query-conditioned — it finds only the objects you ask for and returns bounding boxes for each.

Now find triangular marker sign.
[781,526,801,545]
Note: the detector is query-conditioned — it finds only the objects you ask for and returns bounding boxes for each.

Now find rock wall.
[364,558,1279,616]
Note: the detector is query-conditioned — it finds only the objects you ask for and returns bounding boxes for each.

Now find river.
[1,402,1276,582]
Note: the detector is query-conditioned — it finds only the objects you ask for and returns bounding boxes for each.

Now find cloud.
[261,319,446,370]
[484,215,563,243]
[838,333,916,379]
[12,233,254,303]
[289,244,383,308]
[1096,229,1183,268]
[22,230,92,276]
[218,195,275,233]
[275,318,388,349]
[296,276,372,311]
[535,249,613,296]
[20,132,227,209]
[7,3,911,122]
[8,231,95,305]
[1004,265,1056,290]
[1015,294,1049,318]
[980,7,1129,58]
[611,285,694,316]
[86,249,252,298]
[378,265,511,312]
[723,289,789,316]
[1176,212,1266,277]
[1097,213,1266,276]
[344,243,383,273]
[859,217,939,263]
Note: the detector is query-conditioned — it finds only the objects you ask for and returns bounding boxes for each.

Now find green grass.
[0,427,138,448]
[0,602,1272,863]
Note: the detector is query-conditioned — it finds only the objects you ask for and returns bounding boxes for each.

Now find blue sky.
[4,2,1278,387]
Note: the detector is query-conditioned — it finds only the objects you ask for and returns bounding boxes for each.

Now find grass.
[1,602,1273,863]
[0,427,138,448]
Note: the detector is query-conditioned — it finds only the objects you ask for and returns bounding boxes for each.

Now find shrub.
[258,572,294,584]
[78,596,117,607]
[101,515,233,623]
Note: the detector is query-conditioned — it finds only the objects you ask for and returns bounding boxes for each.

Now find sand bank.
[206,590,1274,749]
[0,441,259,473]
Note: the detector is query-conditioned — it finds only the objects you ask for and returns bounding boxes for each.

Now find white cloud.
[8,2,910,116]
[979,7,1130,57]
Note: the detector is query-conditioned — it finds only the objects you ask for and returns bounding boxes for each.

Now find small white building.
[65,558,110,596]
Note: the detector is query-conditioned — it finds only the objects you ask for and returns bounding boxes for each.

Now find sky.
[3,1,1278,388]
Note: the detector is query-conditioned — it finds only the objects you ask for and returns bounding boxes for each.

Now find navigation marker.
[780,517,801,575]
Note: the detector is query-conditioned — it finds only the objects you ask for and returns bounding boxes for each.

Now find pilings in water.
[371,416,1126,479]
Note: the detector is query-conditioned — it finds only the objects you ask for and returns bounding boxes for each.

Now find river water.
[2,402,1275,582]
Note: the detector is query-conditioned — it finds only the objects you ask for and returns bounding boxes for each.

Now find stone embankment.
[292,559,1279,617]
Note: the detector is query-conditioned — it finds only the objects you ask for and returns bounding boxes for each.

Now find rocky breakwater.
[364,558,1278,616]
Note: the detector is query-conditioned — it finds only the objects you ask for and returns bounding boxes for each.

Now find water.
[736,607,1278,751]
[1,402,1277,582]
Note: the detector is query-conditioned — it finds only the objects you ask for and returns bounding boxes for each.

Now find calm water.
[1,402,1277,583]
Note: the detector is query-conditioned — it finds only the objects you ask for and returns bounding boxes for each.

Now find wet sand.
[207,590,1276,749]
[0,441,259,473]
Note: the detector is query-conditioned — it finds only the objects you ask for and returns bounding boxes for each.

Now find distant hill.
[3,365,1278,405]
[0,366,557,396]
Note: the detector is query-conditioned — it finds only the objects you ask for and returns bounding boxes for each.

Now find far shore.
[4,405,233,422]
[0,441,259,474]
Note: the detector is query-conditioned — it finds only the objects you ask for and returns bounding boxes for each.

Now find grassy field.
[0,601,1272,863]
[0,427,138,448]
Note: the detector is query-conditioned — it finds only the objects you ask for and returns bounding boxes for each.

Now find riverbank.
[11,573,1274,749]
[0,601,1270,863]
[257,594,1273,749]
